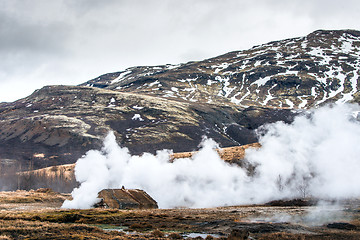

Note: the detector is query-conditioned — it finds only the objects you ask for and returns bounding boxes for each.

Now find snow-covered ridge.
[82,30,360,109]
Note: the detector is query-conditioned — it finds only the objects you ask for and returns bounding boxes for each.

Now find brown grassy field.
[0,190,360,239]
[1,142,359,239]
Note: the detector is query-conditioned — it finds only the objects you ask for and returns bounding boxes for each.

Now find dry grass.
[170,142,261,162]
[350,218,360,227]
[20,164,75,181]
[0,208,127,225]
[0,190,360,239]
[0,189,70,204]
[257,232,305,240]
[0,218,180,239]
[151,229,165,237]
[0,219,130,240]
[0,235,11,240]
[1,208,360,240]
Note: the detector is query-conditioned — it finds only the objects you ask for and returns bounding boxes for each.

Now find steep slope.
[82,30,360,108]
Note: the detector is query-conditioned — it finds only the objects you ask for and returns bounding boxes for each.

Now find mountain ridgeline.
[0,29,359,176]
[82,29,360,108]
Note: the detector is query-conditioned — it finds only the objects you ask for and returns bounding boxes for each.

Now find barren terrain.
[0,190,359,239]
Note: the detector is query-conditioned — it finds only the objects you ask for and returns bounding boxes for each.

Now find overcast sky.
[1,0,360,102]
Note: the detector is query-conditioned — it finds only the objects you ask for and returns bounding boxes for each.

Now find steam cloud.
[62,104,360,209]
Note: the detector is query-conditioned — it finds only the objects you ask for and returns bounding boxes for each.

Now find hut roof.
[95,188,158,209]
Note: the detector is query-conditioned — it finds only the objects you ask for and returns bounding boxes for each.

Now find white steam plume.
[62,104,360,209]
[246,103,360,202]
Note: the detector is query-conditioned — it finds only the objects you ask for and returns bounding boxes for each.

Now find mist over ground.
[62,104,360,209]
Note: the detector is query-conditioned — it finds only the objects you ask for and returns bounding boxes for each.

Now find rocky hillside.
[0,29,359,174]
[0,85,293,172]
[82,30,360,108]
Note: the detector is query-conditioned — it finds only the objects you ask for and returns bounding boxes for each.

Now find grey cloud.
[0,12,72,54]
[1,0,360,102]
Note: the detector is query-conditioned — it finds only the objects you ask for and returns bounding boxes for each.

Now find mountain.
[0,29,359,174]
[0,85,294,172]
[82,29,360,108]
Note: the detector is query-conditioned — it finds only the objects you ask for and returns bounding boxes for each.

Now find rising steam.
[62,104,360,209]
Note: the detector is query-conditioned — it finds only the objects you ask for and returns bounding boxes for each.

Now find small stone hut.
[95,188,158,209]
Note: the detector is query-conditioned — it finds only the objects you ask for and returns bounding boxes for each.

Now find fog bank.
[62,104,360,209]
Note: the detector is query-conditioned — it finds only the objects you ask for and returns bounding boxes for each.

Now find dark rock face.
[0,29,359,172]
